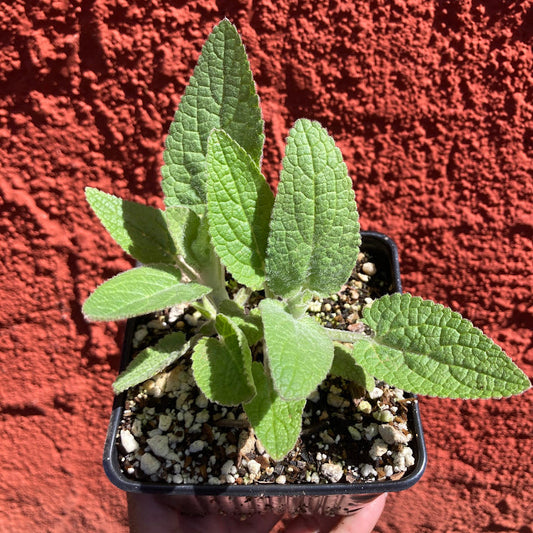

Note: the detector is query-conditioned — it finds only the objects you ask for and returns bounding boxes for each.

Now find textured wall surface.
[1,1,532,531]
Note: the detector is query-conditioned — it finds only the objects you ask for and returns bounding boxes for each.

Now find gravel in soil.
[116,252,417,486]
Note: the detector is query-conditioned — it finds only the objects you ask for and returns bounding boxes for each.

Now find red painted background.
[1,1,532,531]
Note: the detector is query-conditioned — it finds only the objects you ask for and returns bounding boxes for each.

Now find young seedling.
[83,20,530,461]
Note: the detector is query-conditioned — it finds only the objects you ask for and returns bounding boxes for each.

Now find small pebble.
[321,463,344,483]
[147,319,167,330]
[183,411,194,429]
[140,453,161,476]
[275,475,287,485]
[360,464,377,478]
[195,409,210,425]
[369,387,384,400]
[131,419,143,438]
[221,460,234,476]
[247,459,261,480]
[362,262,377,276]
[319,430,335,445]
[188,440,206,453]
[133,326,148,346]
[364,423,379,441]
[369,439,388,459]
[379,424,410,445]
[394,446,415,470]
[158,414,173,432]
[327,393,348,409]
[120,429,139,453]
[373,410,394,423]
[358,400,372,414]
[348,426,362,441]
[147,435,171,459]
[195,393,209,409]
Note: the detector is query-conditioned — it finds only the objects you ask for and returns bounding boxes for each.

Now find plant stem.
[286,290,313,319]
[322,327,370,344]
[176,256,200,282]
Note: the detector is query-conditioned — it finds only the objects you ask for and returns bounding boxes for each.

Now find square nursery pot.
[103,231,427,516]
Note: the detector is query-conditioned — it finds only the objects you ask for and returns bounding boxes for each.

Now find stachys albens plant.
[83,20,530,461]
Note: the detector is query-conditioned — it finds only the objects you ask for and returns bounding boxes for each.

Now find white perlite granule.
[120,429,139,454]
[140,453,161,475]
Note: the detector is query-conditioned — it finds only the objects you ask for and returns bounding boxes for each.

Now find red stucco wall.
[1,1,531,531]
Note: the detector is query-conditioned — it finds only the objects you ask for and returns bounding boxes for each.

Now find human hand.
[127,492,387,533]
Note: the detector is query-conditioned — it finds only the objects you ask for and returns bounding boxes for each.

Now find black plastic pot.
[103,231,427,516]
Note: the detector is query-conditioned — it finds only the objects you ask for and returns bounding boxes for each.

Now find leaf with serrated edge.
[192,315,255,405]
[354,293,531,399]
[162,19,264,209]
[331,343,375,392]
[260,298,334,401]
[265,119,360,298]
[244,362,305,461]
[83,265,211,321]
[218,300,263,346]
[86,187,176,264]
[207,130,274,289]
[113,332,188,394]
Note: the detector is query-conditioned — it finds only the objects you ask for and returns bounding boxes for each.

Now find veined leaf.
[163,206,192,258]
[162,19,264,209]
[207,130,274,289]
[265,119,360,298]
[113,332,188,394]
[244,362,306,461]
[83,265,211,321]
[86,187,176,264]
[164,207,214,270]
[260,298,334,401]
[331,343,375,392]
[192,314,256,405]
[354,293,532,399]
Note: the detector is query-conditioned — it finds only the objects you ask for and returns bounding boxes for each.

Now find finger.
[276,513,342,533]
[332,493,388,533]
[275,493,388,533]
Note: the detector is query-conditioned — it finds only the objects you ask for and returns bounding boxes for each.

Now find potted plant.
[84,20,530,516]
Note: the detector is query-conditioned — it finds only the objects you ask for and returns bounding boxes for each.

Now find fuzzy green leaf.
[265,119,360,298]
[354,293,532,399]
[164,207,214,270]
[83,265,211,321]
[192,314,256,405]
[244,362,306,461]
[163,206,192,257]
[207,130,274,289]
[218,300,263,346]
[260,298,334,401]
[113,332,188,394]
[162,19,264,209]
[331,343,375,392]
[86,187,176,264]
